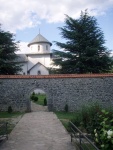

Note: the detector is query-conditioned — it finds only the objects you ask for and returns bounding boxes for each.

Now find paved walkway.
[0,112,75,150]
[31,101,48,112]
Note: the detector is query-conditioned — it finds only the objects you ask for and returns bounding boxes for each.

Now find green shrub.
[71,103,113,149]
[71,112,82,127]
[32,92,35,95]
[8,106,13,113]
[30,92,38,101]
[44,98,47,106]
[33,96,38,102]
[30,94,35,101]
[64,104,68,112]
[81,103,101,134]
[93,110,113,149]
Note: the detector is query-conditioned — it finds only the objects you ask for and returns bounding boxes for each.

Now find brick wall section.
[0,74,113,112]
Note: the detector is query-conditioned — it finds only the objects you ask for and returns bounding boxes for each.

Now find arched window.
[37,70,41,75]
[27,71,30,75]
[38,45,40,51]
[46,45,48,50]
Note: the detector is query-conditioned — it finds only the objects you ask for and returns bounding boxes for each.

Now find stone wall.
[0,74,113,112]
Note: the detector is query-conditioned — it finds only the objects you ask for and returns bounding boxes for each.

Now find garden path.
[0,112,75,150]
[31,101,48,112]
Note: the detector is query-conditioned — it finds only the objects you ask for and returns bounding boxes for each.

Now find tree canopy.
[52,10,113,74]
[0,25,22,74]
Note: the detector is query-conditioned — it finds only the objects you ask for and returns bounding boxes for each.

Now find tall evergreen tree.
[0,25,22,74]
[52,10,113,74]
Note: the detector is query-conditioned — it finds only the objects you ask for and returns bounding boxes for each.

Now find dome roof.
[28,33,52,47]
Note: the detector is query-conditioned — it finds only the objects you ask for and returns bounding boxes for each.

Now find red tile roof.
[0,74,113,79]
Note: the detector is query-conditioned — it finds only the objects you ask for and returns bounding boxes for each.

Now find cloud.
[0,0,113,32]
[16,42,30,54]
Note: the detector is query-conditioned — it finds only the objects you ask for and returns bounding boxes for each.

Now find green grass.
[74,143,96,150]
[0,123,14,135]
[32,94,46,106]
[0,112,24,134]
[81,143,96,150]
[0,112,24,118]
[55,111,77,132]
[55,111,76,120]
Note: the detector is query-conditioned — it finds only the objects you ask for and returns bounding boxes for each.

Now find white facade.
[18,34,52,75]
[29,43,50,54]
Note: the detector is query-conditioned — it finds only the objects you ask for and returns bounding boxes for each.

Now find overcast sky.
[0,0,113,53]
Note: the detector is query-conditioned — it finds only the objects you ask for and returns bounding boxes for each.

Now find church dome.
[28,33,52,47]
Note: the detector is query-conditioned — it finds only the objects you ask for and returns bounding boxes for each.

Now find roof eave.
[28,41,52,47]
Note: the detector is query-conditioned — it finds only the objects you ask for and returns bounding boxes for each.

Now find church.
[17,33,53,75]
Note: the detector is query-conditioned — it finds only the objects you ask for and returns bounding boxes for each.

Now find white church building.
[17,33,53,75]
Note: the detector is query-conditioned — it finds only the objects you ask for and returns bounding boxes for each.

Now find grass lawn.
[55,111,77,131]
[32,94,46,106]
[74,143,96,150]
[0,112,25,134]
[0,112,24,118]
[55,111,76,120]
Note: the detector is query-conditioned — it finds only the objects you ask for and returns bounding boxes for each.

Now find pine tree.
[52,10,113,74]
[0,25,22,74]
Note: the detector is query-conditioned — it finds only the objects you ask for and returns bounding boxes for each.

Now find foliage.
[30,93,46,105]
[32,92,35,95]
[36,94,46,105]
[33,96,38,102]
[30,94,35,101]
[93,110,113,150]
[52,10,113,74]
[44,98,47,106]
[0,24,22,74]
[71,112,83,127]
[80,103,101,134]
[30,92,38,102]
[48,67,60,74]
[71,103,113,149]
[30,92,35,100]
[7,106,13,113]
[55,104,113,149]
[64,104,68,112]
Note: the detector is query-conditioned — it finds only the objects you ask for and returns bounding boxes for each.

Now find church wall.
[27,54,51,69]
[29,64,49,75]
[18,55,51,75]
[30,43,50,53]
[18,63,28,75]
[21,63,28,75]
[0,74,113,112]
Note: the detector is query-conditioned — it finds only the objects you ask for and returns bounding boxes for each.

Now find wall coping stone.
[0,74,113,79]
